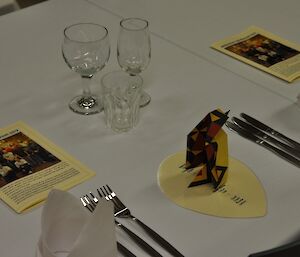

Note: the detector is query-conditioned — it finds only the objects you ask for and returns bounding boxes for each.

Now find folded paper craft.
[158,109,267,217]
[185,109,229,188]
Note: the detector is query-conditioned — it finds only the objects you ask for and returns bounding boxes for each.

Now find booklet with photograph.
[0,122,95,213]
[211,26,300,82]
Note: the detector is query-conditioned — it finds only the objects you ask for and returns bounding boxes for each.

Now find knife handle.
[117,242,136,257]
[240,113,300,151]
[272,131,300,151]
[232,116,300,158]
[133,217,184,257]
[261,141,300,168]
[115,220,163,257]
[264,134,300,159]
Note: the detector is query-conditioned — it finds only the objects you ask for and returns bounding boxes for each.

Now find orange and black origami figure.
[186,109,229,189]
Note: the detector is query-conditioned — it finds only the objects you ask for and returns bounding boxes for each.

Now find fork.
[81,195,163,257]
[80,196,136,257]
[97,185,184,257]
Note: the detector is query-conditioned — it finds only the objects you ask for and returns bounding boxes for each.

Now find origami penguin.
[186,109,229,189]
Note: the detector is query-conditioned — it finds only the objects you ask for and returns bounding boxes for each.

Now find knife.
[240,113,300,151]
[226,121,300,168]
[117,242,136,257]
[232,117,300,159]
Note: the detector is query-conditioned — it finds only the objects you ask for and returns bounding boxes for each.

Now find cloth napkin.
[36,189,117,257]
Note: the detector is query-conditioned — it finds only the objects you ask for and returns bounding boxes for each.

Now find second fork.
[97,185,185,257]
[83,195,163,257]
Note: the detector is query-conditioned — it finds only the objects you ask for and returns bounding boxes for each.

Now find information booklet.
[211,26,300,82]
[0,122,95,213]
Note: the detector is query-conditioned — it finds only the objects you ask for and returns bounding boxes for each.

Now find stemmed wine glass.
[117,18,151,107]
[62,23,110,115]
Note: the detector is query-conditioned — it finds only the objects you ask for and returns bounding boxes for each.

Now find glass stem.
[81,75,93,100]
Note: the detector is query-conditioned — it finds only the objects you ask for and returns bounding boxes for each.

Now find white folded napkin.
[36,189,117,257]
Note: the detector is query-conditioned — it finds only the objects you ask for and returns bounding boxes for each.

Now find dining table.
[86,0,300,102]
[0,0,300,256]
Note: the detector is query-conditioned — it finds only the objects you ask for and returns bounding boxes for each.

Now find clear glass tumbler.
[102,71,142,132]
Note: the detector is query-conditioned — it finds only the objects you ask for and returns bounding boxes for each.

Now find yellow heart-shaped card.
[158,151,267,218]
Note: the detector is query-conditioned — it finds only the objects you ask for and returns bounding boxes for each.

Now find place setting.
[7,104,298,256]
[3,23,300,257]
[32,106,300,256]
[2,1,300,257]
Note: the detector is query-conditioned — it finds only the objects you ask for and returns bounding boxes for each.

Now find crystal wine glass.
[62,23,110,115]
[117,18,151,107]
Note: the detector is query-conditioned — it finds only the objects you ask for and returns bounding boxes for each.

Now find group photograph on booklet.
[0,131,61,187]
[212,26,300,82]
[225,34,300,68]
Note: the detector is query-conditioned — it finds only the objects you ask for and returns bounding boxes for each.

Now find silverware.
[240,113,300,151]
[232,117,300,158]
[117,243,136,257]
[80,196,136,257]
[81,195,163,257]
[97,185,184,257]
[226,121,300,168]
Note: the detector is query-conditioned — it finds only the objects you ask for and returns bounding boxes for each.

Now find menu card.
[0,122,95,213]
[211,26,300,82]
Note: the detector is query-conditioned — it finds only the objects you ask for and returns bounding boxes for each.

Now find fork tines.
[81,195,96,212]
[97,186,115,200]
[82,185,184,257]
[97,185,128,215]
[81,185,121,213]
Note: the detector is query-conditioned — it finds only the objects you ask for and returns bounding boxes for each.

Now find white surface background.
[0,0,299,256]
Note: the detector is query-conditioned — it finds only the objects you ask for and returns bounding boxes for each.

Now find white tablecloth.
[87,0,300,102]
[0,0,299,256]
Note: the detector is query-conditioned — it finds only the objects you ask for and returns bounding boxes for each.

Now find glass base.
[140,91,151,107]
[69,95,102,115]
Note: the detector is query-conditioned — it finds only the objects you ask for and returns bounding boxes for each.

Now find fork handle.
[116,221,163,257]
[133,217,184,257]
[117,242,136,257]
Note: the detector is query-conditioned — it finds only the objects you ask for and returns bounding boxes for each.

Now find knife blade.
[226,121,300,168]
[232,117,300,159]
[240,113,300,151]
